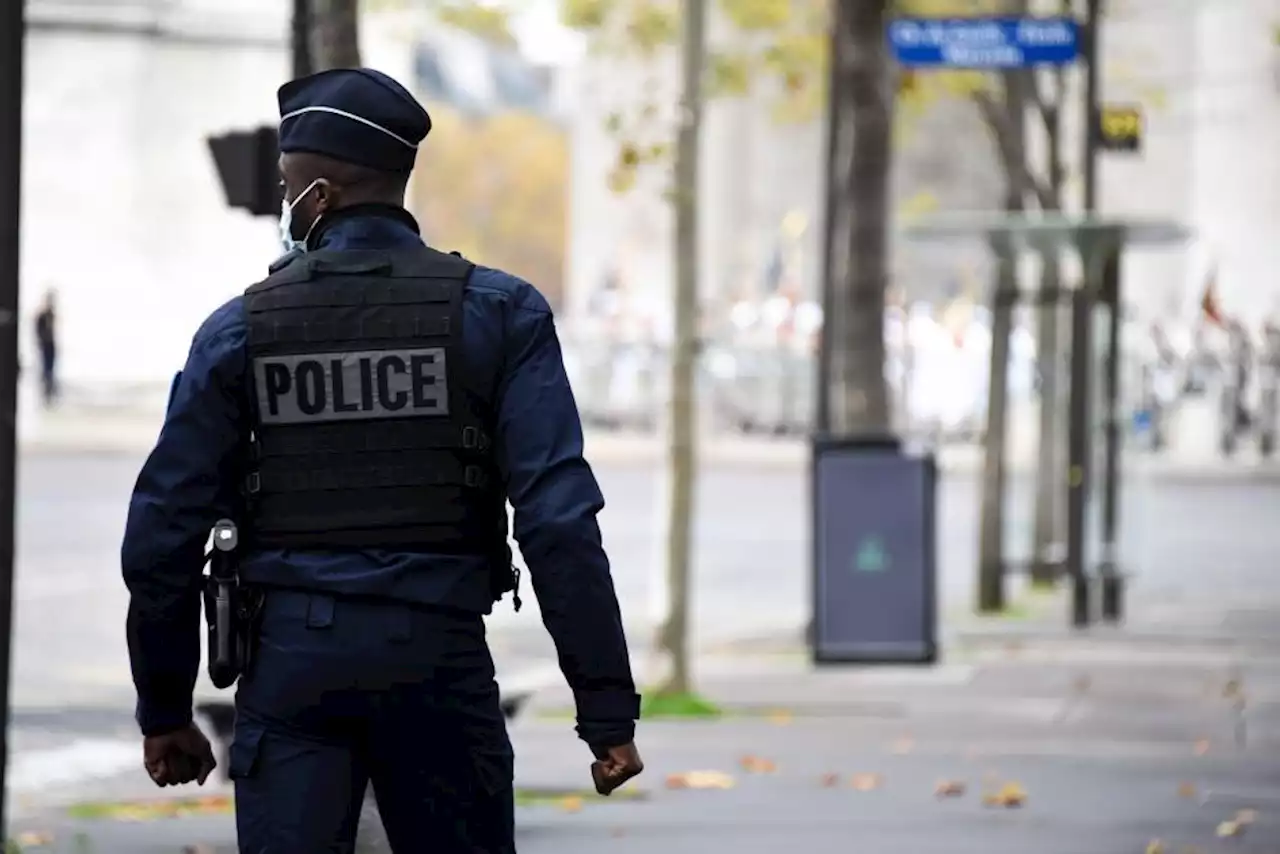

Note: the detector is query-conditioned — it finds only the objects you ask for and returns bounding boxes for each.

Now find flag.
[1200,268,1225,327]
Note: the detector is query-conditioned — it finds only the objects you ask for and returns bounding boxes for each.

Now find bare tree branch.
[972,86,1055,211]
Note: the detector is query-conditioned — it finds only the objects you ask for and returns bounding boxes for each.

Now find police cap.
[277,68,430,174]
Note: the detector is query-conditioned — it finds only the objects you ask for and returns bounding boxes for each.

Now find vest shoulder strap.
[246,246,474,297]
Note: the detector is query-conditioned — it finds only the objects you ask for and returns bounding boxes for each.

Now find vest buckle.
[246,472,261,494]
[462,426,479,449]
[463,465,487,488]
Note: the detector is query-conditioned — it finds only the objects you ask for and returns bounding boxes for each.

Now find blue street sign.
[888,17,1080,69]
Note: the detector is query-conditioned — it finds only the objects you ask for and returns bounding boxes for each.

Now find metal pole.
[292,0,314,79]
[1098,248,1123,622]
[1063,0,1102,629]
[1082,0,1100,213]
[0,0,26,838]
[1066,282,1092,628]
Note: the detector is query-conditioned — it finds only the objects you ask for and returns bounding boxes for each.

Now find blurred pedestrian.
[33,287,58,407]
[1228,319,1254,430]
[121,68,642,853]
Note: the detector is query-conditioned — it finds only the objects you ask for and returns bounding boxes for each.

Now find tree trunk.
[310,0,361,71]
[977,70,1030,613]
[824,0,892,436]
[653,0,708,697]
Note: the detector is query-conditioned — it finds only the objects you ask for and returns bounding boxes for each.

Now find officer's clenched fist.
[589,742,644,796]
[143,723,217,787]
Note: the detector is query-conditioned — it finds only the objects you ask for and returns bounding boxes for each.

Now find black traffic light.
[208,126,282,217]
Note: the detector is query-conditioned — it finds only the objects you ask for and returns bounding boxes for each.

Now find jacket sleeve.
[122,299,249,736]
[494,285,640,748]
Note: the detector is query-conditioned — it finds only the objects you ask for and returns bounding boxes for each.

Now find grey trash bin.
[810,436,937,665]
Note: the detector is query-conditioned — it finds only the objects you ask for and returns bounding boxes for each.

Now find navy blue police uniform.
[122,68,639,853]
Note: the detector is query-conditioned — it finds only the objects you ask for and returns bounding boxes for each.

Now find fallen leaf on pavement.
[1145,840,1165,854]
[934,780,966,798]
[850,773,882,792]
[665,771,736,790]
[739,755,777,774]
[1180,847,1201,854]
[1177,782,1197,798]
[1222,679,1242,699]
[891,737,914,755]
[981,783,1027,808]
[819,773,840,788]
[610,827,626,837]
[181,847,216,854]
[558,796,583,813]
[16,831,54,847]
[1234,808,1257,825]
[765,709,794,726]
[1072,674,1091,693]
[1193,739,1210,756]
[1215,820,1242,838]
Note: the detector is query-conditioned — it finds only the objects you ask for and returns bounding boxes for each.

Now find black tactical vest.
[242,246,508,564]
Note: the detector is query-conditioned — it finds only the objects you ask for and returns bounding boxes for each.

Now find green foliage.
[707,51,753,97]
[551,0,1035,195]
[641,691,724,719]
[436,3,518,45]
[625,1,680,54]
[719,0,791,31]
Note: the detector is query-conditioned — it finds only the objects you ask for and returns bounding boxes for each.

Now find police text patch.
[254,348,448,424]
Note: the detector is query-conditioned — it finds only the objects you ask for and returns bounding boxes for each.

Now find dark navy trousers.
[231,590,515,853]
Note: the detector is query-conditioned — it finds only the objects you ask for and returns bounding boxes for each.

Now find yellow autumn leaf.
[558,795,584,813]
[739,755,777,774]
[982,782,1027,808]
[15,831,55,847]
[665,770,736,790]
[1176,782,1196,798]
[766,709,794,726]
[1215,820,1242,838]
[1234,808,1257,825]
[1145,840,1165,854]
[850,773,882,791]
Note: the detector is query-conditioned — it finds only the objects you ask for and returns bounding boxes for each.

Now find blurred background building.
[22,0,570,387]
[19,0,1280,438]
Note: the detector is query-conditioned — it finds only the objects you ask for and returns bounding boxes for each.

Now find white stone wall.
[1188,0,1280,323]
[22,0,290,384]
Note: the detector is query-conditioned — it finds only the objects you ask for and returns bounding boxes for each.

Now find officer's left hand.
[589,741,643,796]
[143,723,217,787]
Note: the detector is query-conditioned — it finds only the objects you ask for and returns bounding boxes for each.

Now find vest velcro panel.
[243,246,504,552]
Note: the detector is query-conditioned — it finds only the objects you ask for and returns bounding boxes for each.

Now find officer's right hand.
[589,742,643,796]
[143,723,217,787]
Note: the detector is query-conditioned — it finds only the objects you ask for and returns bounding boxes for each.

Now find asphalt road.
[8,448,1280,804]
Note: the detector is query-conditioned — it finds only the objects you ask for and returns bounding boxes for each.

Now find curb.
[18,423,1280,480]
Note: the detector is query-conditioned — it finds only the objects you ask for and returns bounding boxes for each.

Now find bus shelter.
[903,213,1190,628]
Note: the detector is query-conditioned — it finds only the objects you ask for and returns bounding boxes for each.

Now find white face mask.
[278,178,324,253]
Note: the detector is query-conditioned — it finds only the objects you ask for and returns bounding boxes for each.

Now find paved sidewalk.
[12,594,1280,853]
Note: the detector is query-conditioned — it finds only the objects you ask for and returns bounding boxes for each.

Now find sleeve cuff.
[136,699,193,738]
[574,688,641,723]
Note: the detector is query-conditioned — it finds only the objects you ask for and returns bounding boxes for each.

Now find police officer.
[123,68,642,853]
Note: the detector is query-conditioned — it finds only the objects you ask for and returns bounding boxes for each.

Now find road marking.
[8,739,140,793]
